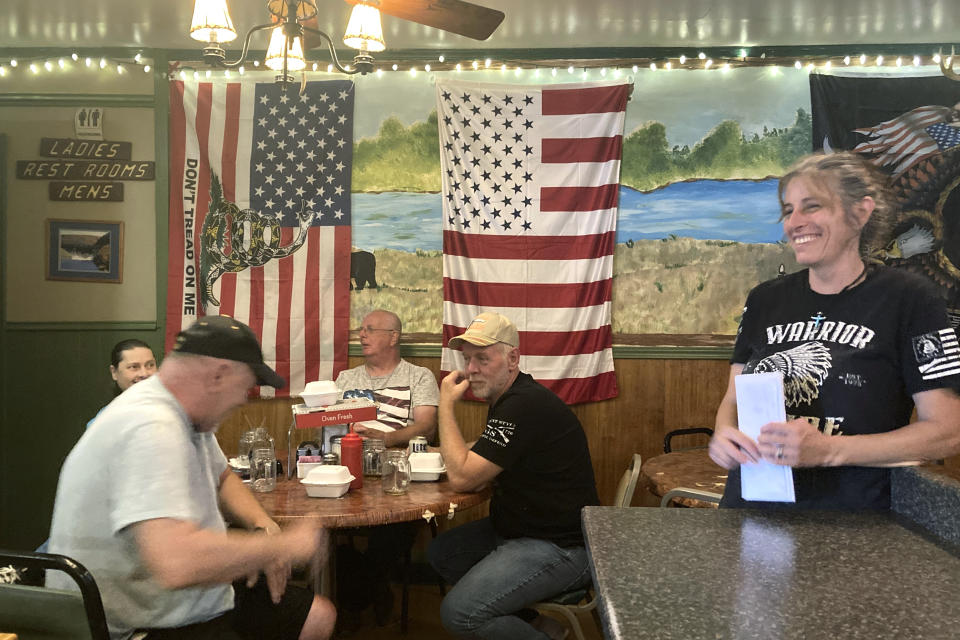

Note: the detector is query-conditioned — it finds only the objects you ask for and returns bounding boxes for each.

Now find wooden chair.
[663,427,714,453]
[534,453,642,640]
[660,427,723,508]
[659,487,723,507]
[0,550,109,640]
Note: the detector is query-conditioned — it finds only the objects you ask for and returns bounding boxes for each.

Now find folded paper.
[735,372,796,502]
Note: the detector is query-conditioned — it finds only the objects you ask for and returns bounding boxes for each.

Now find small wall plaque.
[49,181,124,202]
[40,137,132,160]
[16,159,155,180]
[75,107,104,140]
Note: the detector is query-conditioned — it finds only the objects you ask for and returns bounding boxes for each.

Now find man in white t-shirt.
[334,309,440,629]
[335,309,439,447]
[48,316,336,640]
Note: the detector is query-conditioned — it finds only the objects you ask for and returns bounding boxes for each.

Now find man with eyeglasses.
[335,309,439,448]
[333,309,440,630]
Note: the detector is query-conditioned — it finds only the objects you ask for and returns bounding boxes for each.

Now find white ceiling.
[3,0,959,53]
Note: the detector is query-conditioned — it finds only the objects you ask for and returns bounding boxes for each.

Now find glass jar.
[362,437,385,476]
[381,450,411,495]
[250,427,276,492]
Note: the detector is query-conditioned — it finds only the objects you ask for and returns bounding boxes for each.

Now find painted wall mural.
[347,67,811,335]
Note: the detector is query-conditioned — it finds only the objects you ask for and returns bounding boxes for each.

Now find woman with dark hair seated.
[109,338,157,393]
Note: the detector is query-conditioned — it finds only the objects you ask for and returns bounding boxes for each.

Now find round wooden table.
[252,473,490,606]
[253,474,490,528]
[640,449,728,508]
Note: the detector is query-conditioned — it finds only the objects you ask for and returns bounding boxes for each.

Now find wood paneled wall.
[217,355,732,509]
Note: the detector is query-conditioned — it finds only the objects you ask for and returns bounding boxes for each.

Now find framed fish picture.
[45,219,123,283]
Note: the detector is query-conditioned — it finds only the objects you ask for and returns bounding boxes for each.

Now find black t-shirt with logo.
[723,266,960,510]
[471,372,599,546]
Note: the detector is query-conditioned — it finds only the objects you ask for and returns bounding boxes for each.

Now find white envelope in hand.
[735,372,796,502]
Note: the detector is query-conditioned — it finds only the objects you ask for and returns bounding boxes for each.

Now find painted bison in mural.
[351,250,378,291]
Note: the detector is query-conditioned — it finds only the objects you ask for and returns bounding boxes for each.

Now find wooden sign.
[49,181,124,202]
[16,159,155,181]
[293,404,378,429]
[41,137,132,160]
[18,131,152,202]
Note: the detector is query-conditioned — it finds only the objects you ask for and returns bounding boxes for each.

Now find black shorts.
[142,576,314,640]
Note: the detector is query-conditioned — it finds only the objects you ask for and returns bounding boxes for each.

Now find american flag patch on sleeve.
[914,328,960,381]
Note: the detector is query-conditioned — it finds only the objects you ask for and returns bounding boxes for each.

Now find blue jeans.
[428,517,591,639]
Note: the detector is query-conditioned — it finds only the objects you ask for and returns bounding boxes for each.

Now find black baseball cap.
[173,315,286,389]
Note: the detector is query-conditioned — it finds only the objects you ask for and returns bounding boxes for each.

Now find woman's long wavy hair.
[777,151,895,260]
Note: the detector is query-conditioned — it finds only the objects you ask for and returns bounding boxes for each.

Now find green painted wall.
[2,327,164,547]
[0,51,169,548]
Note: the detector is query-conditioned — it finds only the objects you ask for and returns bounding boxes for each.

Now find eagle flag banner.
[166,79,353,397]
[436,79,630,404]
[810,72,960,326]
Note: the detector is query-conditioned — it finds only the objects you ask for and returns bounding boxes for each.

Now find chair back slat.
[613,453,642,508]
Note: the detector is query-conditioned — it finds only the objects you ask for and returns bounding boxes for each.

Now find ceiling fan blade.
[346,0,505,41]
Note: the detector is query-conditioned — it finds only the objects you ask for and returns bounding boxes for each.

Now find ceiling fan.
[190,0,505,82]
[343,0,505,41]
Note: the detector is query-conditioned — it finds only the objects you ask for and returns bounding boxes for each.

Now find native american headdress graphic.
[752,342,832,407]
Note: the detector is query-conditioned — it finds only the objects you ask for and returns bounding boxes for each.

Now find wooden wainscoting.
[216,355,730,508]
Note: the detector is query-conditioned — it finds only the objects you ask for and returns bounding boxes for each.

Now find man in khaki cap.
[429,311,599,640]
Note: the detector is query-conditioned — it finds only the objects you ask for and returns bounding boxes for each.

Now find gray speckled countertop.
[583,506,960,640]
[892,465,960,545]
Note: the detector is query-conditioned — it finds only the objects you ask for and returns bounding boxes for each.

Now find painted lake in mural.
[351,178,785,252]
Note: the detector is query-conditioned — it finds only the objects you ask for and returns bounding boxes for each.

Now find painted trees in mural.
[348,69,811,334]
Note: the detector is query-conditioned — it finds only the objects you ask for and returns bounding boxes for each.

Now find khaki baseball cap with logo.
[448,312,519,349]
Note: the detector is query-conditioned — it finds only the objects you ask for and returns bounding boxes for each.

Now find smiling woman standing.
[709,151,960,509]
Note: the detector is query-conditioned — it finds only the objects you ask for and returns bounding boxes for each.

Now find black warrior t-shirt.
[722,266,960,510]
[471,373,599,546]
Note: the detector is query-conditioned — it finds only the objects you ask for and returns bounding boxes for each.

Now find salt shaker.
[362,437,385,476]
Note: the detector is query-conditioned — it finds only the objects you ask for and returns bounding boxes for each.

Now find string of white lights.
[0,52,152,78]
[0,49,956,81]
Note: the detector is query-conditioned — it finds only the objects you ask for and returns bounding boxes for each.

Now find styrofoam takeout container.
[297,461,323,479]
[302,465,354,497]
[409,452,442,468]
[411,468,446,481]
[409,452,445,481]
[300,380,340,408]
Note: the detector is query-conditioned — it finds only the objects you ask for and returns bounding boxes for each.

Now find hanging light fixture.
[342,2,385,52]
[189,0,383,85]
[264,25,306,73]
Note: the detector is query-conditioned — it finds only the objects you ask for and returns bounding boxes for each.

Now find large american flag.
[166,79,352,397]
[437,79,629,404]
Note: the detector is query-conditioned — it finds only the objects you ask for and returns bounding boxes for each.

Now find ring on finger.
[775,443,785,460]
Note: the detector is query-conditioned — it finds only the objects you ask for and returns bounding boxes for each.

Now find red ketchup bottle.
[340,430,363,490]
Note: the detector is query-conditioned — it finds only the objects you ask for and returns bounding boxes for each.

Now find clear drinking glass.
[251,447,276,492]
[381,450,411,495]
[238,429,256,467]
